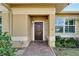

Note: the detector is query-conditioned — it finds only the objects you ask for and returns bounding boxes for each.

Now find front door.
[34,22,43,40]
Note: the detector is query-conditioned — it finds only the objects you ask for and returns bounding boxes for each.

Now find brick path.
[22,41,55,56]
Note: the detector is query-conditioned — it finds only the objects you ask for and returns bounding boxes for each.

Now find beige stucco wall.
[11,4,55,14]
[45,19,49,41]
[26,15,32,41]
[11,5,55,37]
[48,14,55,47]
[12,14,32,48]
[2,12,10,32]
[10,4,55,8]
[56,14,79,37]
[13,14,32,39]
[13,14,27,36]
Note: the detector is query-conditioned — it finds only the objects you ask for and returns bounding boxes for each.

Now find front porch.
[16,41,55,56]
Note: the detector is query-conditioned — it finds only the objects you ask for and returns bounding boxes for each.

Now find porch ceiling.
[7,3,69,13]
[55,3,69,13]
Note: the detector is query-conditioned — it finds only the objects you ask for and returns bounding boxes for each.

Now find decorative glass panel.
[55,26,63,33]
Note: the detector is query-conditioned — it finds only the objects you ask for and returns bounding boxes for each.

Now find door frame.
[32,20,45,41]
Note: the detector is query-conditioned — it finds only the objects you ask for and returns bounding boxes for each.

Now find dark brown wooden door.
[34,22,43,40]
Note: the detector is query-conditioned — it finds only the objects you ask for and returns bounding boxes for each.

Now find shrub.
[75,40,79,48]
[0,32,16,56]
[65,39,76,48]
[55,36,79,48]
[55,36,63,47]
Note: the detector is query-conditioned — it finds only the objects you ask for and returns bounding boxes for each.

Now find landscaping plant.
[55,36,79,48]
[0,32,16,56]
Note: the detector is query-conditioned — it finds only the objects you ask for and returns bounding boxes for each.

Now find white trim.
[32,21,34,41]
[32,20,45,41]
[56,34,79,38]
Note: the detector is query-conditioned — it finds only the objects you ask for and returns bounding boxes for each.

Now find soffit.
[0,4,8,12]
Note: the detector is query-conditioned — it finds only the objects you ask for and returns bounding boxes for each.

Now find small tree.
[0,32,16,56]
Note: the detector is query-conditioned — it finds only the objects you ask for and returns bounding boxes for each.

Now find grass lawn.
[53,48,79,56]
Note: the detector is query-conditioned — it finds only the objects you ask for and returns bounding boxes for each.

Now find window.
[55,17,64,33]
[65,18,75,33]
[56,26,63,33]
[55,16,76,33]
[0,16,2,32]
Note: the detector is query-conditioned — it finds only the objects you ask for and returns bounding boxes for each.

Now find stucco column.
[48,14,55,47]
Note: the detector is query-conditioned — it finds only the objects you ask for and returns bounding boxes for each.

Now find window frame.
[64,17,76,33]
[55,16,76,34]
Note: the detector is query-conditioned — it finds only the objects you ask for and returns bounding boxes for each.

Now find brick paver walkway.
[22,41,55,56]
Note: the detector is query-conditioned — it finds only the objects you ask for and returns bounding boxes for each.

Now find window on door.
[55,16,76,33]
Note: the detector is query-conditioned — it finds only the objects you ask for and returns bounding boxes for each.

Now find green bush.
[65,39,76,48]
[0,32,16,56]
[55,36,79,48]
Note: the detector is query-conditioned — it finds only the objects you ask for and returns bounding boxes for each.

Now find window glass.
[55,26,63,33]
[69,19,75,25]
[65,26,75,33]
[55,17,64,26]
[65,26,69,33]
[69,26,75,33]
[65,20,69,25]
